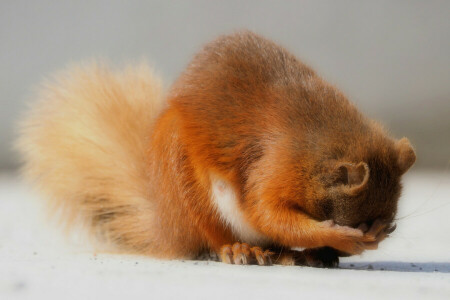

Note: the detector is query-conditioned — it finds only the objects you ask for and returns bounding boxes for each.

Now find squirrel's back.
[17,62,164,252]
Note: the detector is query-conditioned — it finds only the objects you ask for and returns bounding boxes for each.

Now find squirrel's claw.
[219,243,273,266]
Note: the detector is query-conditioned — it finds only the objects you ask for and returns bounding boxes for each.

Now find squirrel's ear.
[396,137,416,175]
[334,162,370,196]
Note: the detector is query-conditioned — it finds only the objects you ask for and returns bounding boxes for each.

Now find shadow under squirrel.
[17,31,416,267]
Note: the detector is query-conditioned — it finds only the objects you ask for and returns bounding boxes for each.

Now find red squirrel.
[17,31,416,267]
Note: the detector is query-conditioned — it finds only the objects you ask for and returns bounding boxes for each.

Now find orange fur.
[17,31,416,266]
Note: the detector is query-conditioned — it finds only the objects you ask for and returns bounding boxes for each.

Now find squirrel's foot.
[273,247,339,268]
[219,243,274,265]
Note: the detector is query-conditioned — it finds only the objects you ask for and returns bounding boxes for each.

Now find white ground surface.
[1,171,449,300]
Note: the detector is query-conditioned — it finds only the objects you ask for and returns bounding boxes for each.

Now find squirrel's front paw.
[321,219,392,255]
[219,243,274,265]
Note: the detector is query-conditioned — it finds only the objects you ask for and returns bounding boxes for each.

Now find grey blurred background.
[1,0,449,170]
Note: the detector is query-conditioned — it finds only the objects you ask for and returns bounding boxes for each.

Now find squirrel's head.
[300,137,416,229]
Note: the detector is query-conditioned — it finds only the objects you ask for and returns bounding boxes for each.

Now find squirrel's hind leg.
[216,243,339,268]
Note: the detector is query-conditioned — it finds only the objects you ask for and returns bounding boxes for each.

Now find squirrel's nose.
[385,223,397,234]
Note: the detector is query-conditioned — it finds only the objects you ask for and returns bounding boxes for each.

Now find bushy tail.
[16,62,164,253]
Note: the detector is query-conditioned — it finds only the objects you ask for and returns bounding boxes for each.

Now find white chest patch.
[210,175,268,245]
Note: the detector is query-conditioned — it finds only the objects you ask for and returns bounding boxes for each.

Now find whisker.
[395,161,450,221]
[395,201,450,221]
